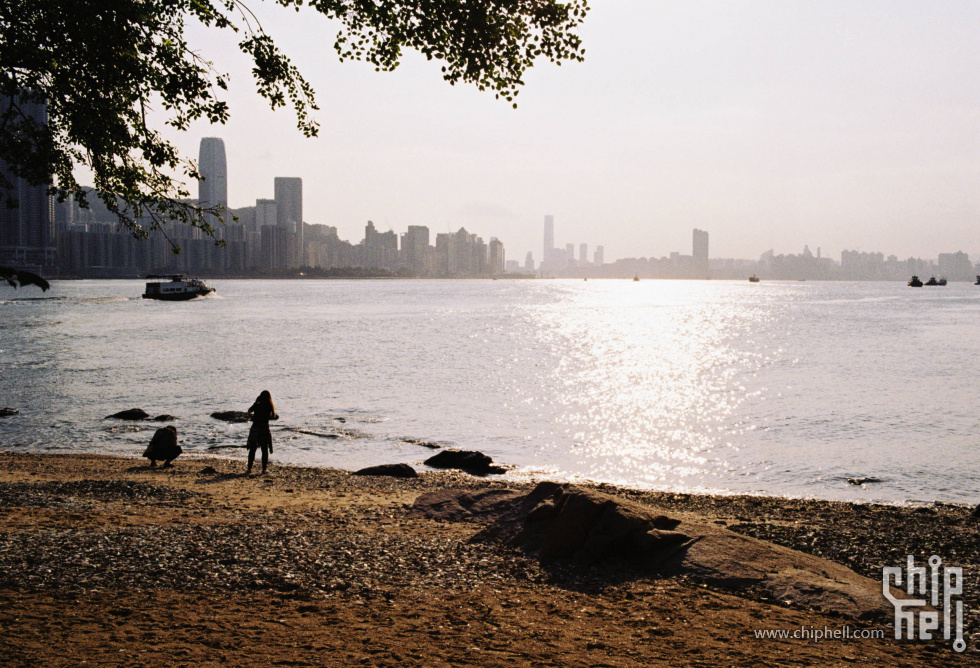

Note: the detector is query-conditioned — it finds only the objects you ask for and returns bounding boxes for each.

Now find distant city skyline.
[139,1,979,265]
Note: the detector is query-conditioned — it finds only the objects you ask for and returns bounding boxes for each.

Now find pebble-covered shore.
[0,452,974,666]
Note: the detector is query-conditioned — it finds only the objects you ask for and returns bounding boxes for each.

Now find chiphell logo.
[882,555,965,652]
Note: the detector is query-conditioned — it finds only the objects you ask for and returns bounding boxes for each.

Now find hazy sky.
[160,1,979,263]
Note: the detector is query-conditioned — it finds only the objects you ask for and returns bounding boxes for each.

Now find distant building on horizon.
[488,237,505,275]
[401,225,430,275]
[274,177,303,268]
[0,93,56,270]
[543,215,554,264]
[198,138,227,210]
[693,228,709,279]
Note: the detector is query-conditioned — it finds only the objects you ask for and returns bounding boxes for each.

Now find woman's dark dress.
[246,398,278,472]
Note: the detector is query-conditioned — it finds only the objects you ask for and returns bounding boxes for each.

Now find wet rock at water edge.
[354,463,418,478]
[152,414,177,422]
[424,449,508,476]
[211,411,251,423]
[401,438,442,450]
[0,407,19,417]
[847,477,883,486]
[105,408,151,421]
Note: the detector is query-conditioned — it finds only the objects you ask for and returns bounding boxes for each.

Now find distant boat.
[924,276,946,286]
[908,275,923,287]
[975,275,980,285]
[748,275,760,283]
[142,275,215,301]
[633,275,640,282]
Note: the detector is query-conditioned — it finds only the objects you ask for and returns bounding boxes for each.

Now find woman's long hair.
[254,390,276,417]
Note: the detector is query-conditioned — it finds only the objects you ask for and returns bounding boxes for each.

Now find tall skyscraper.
[255,199,277,228]
[197,138,227,209]
[274,177,303,267]
[543,215,554,264]
[401,225,430,274]
[579,243,588,264]
[594,245,604,267]
[0,93,56,268]
[693,228,709,279]
[488,238,505,275]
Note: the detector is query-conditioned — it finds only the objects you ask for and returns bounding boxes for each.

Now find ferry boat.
[748,275,760,283]
[908,275,923,287]
[924,276,947,286]
[142,275,215,301]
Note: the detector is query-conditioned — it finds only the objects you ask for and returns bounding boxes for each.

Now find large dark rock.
[105,408,150,421]
[211,411,251,423]
[0,407,19,417]
[424,449,507,476]
[152,414,177,422]
[411,483,892,620]
[354,463,418,478]
[460,482,687,567]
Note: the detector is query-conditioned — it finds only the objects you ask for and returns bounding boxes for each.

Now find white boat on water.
[142,275,215,301]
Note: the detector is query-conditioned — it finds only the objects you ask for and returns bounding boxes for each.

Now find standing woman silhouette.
[246,390,278,475]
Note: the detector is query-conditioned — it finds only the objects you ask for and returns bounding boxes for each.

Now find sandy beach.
[0,452,976,666]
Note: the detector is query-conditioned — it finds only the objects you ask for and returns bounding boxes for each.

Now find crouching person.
[143,425,182,468]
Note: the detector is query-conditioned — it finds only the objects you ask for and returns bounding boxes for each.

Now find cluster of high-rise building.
[536,214,605,276]
[1,95,976,282]
[1,127,506,278]
[537,215,979,282]
[538,216,712,280]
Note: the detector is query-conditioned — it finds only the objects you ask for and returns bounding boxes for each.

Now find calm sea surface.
[1,278,977,505]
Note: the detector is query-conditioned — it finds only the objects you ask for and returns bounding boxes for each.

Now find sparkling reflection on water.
[0,279,977,505]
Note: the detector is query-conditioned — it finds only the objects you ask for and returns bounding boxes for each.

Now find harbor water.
[1,278,977,505]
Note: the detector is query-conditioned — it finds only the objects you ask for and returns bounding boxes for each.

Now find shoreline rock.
[424,449,508,476]
[105,408,151,421]
[354,463,418,478]
[415,482,894,620]
[210,411,250,423]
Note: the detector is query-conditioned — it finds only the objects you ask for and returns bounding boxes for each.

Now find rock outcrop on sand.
[423,449,507,476]
[412,482,890,620]
[210,411,251,423]
[354,464,418,478]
